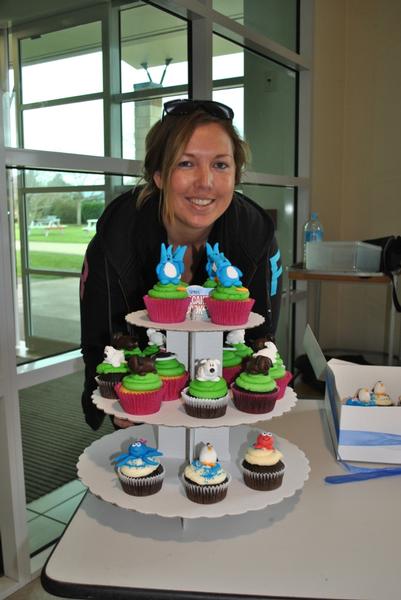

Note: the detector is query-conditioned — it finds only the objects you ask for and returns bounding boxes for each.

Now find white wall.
[311,0,401,358]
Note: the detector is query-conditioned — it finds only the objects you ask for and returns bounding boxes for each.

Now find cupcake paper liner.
[222,364,242,386]
[117,466,165,496]
[161,373,189,401]
[230,383,279,414]
[181,387,229,418]
[275,370,293,400]
[204,297,255,325]
[182,473,231,504]
[241,462,285,491]
[114,382,163,415]
[143,295,190,323]
[95,376,122,399]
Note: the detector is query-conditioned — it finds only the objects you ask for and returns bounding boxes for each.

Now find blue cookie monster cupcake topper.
[114,439,163,467]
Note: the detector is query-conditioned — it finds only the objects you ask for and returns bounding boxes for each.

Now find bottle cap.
[311,211,318,219]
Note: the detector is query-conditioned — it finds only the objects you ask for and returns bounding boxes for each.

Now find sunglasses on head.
[162,99,234,121]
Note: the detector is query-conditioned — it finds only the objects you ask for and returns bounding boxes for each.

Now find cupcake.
[372,381,393,406]
[241,432,285,491]
[203,245,254,325]
[95,345,129,399]
[225,329,254,361]
[114,355,163,415]
[112,332,142,359]
[251,338,292,399]
[114,439,164,496]
[231,355,279,414]
[222,346,242,385]
[143,244,190,323]
[142,328,166,357]
[181,358,230,418]
[154,351,188,401]
[182,443,231,504]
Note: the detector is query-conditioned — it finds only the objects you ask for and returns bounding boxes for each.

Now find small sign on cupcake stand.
[78,310,310,522]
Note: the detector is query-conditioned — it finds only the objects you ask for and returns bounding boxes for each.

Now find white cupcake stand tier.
[77,427,310,519]
[85,309,310,521]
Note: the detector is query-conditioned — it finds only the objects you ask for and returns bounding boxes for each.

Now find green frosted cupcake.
[231,356,279,414]
[95,346,129,399]
[155,352,188,401]
[181,359,230,419]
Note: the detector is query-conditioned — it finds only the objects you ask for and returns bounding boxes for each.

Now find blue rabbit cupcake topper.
[156,243,187,285]
[206,243,243,287]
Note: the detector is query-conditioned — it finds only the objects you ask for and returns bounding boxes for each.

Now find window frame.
[0,1,312,593]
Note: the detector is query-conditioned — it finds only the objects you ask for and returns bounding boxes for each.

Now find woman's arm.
[80,236,129,429]
[247,235,282,340]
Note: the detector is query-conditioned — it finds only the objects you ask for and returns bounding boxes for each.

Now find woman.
[80,99,282,430]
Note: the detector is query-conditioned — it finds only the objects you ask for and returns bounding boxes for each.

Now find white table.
[41,399,401,600]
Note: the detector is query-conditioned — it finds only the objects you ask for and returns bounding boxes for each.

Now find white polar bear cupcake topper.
[226,329,246,345]
[254,340,277,363]
[103,346,125,367]
[196,358,221,381]
[146,328,166,347]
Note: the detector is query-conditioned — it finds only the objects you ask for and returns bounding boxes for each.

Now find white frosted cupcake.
[113,439,164,496]
[241,432,285,491]
[182,443,230,504]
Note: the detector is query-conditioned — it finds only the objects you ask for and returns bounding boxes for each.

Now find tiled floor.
[26,479,87,557]
[5,480,87,599]
[8,577,62,600]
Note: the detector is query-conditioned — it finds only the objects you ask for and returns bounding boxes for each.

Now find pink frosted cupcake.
[144,243,190,323]
[114,356,163,415]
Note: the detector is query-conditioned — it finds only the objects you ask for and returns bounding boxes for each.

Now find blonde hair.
[137,109,249,224]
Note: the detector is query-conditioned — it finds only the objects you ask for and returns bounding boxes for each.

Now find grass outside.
[16,224,96,244]
[16,252,84,277]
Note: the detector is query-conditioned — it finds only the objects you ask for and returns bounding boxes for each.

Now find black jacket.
[80,188,282,429]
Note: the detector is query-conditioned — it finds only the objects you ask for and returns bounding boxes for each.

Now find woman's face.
[154,122,236,233]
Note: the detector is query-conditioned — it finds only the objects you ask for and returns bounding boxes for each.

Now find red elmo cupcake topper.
[254,431,274,450]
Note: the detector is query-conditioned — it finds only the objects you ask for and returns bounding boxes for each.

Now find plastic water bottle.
[303,212,324,267]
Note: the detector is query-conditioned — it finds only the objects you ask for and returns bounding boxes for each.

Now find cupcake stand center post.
[165,328,227,463]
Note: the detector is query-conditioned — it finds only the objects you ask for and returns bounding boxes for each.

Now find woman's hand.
[113,416,137,429]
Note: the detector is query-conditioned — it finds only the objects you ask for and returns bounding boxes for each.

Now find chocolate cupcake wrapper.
[230,383,279,414]
[181,387,229,418]
[182,473,231,504]
[117,467,164,496]
[96,377,120,399]
[241,464,285,491]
